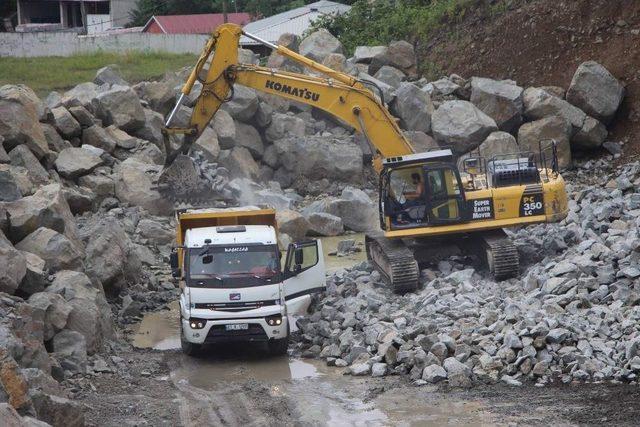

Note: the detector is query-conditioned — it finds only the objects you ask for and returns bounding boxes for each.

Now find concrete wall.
[0,32,209,57]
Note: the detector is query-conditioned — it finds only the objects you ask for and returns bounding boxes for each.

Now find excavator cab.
[380,149,466,230]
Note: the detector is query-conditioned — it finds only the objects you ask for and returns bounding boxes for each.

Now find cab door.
[425,166,466,224]
[282,240,325,314]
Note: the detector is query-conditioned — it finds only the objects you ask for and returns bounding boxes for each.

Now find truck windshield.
[188,245,280,281]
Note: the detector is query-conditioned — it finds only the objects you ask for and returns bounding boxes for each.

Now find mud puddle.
[131,301,181,350]
[319,233,367,273]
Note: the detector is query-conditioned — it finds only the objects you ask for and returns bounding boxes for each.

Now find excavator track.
[365,234,419,293]
[478,230,519,280]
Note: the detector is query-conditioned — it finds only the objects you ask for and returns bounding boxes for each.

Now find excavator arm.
[162,23,414,170]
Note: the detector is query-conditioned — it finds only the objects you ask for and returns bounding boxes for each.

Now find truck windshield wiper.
[198,245,213,256]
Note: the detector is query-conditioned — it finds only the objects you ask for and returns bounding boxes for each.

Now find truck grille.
[204,323,267,343]
[194,300,278,312]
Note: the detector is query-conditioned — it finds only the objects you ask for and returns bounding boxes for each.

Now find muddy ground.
[69,312,640,427]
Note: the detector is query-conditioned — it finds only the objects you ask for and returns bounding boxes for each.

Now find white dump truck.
[170,208,325,355]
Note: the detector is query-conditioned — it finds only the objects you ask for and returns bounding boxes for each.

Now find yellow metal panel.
[384,215,548,238]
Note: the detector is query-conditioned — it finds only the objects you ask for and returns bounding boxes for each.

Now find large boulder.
[217,146,260,181]
[477,131,518,159]
[566,61,624,124]
[28,292,72,341]
[404,131,439,153]
[299,29,344,63]
[353,45,387,63]
[276,210,309,241]
[80,216,142,292]
[302,187,378,232]
[220,85,259,122]
[81,124,117,153]
[94,65,128,87]
[0,230,26,295]
[7,145,50,185]
[374,65,405,88]
[54,147,102,179]
[518,116,572,169]
[41,123,70,153]
[51,329,87,374]
[68,105,98,128]
[47,270,112,354]
[0,141,8,164]
[0,183,80,245]
[523,87,586,132]
[431,101,498,154]
[0,166,23,202]
[92,85,145,132]
[0,85,50,161]
[307,212,344,237]
[572,116,607,150]
[266,33,303,72]
[29,391,85,426]
[273,136,363,184]
[391,82,434,133]
[133,109,165,149]
[194,126,220,161]
[60,82,100,112]
[356,72,395,105]
[265,113,305,143]
[234,122,264,159]
[470,77,524,133]
[211,109,236,149]
[15,228,84,272]
[18,251,48,296]
[136,218,174,245]
[114,158,173,215]
[369,40,417,76]
[51,106,81,140]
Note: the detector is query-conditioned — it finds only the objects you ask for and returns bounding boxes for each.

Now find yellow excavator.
[159,23,569,292]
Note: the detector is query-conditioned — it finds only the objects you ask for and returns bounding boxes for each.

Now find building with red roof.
[142,13,251,35]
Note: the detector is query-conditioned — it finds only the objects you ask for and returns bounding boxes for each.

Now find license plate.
[226,323,248,331]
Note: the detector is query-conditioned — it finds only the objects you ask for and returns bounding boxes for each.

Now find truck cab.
[170,208,325,356]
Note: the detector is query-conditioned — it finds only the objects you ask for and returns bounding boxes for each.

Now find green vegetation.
[0,51,197,97]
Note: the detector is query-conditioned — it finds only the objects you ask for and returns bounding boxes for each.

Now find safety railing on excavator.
[461,139,560,189]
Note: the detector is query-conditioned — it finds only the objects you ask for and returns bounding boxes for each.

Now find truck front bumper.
[182,315,288,345]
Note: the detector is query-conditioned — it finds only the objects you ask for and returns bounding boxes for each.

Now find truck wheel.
[180,325,202,356]
[268,336,289,356]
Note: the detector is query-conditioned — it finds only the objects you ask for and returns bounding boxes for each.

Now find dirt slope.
[421,0,640,159]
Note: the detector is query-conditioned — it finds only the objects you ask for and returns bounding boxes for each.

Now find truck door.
[282,240,325,314]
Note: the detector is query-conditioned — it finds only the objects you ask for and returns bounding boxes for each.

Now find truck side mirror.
[170,251,181,278]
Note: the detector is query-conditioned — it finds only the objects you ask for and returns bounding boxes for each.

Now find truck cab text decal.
[224,247,249,252]
[265,80,320,102]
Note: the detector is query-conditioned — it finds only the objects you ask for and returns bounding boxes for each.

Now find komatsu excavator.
[159,23,569,292]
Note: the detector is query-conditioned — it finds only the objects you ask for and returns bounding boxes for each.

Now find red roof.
[142,13,252,34]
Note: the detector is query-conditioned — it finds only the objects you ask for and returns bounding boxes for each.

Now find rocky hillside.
[420,0,640,159]
[0,24,633,425]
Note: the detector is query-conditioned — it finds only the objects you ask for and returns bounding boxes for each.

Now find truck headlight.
[266,314,283,326]
[189,318,207,329]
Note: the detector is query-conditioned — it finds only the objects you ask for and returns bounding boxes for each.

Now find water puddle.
[131,301,181,350]
[319,233,367,273]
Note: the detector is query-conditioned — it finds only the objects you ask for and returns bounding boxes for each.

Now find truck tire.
[268,336,289,356]
[180,324,202,356]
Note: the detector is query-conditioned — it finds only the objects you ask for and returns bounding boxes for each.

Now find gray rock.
[1,183,80,245]
[194,126,220,161]
[220,85,258,122]
[477,131,518,159]
[60,81,100,112]
[404,131,439,153]
[0,85,50,160]
[52,329,87,374]
[307,212,344,237]
[211,109,236,149]
[374,65,405,88]
[253,189,294,210]
[139,81,174,115]
[572,116,607,149]
[443,357,471,387]
[42,122,71,153]
[302,187,378,232]
[28,292,72,341]
[29,391,85,427]
[82,124,117,153]
[68,105,97,128]
[349,362,371,376]
[0,141,8,164]
[51,106,81,139]
[353,45,387,63]
[431,100,498,154]
[566,61,624,124]
[299,29,344,63]
[470,77,524,133]
[114,158,173,215]
[356,72,395,104]
[218,147,260,181]
[276,210,309,241]
[8,145,50,185]
[0,166,23,202]
[265,113,305,143]
[546,328,570,344]
[94,65,128,87]
[133,108,165,149]
[371,362,387,377]
[523,87,586,132]
[0,230,26,295]
[54,147,102,179]
[517,115,572,169]
[92,85,145,132]
[422,364,447,383]
[18,251,47,296]
[234,122,264,159]
[392,82,434,134]
[266,33,303,72]
[15,228,84,272]
[369,40,416,76]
